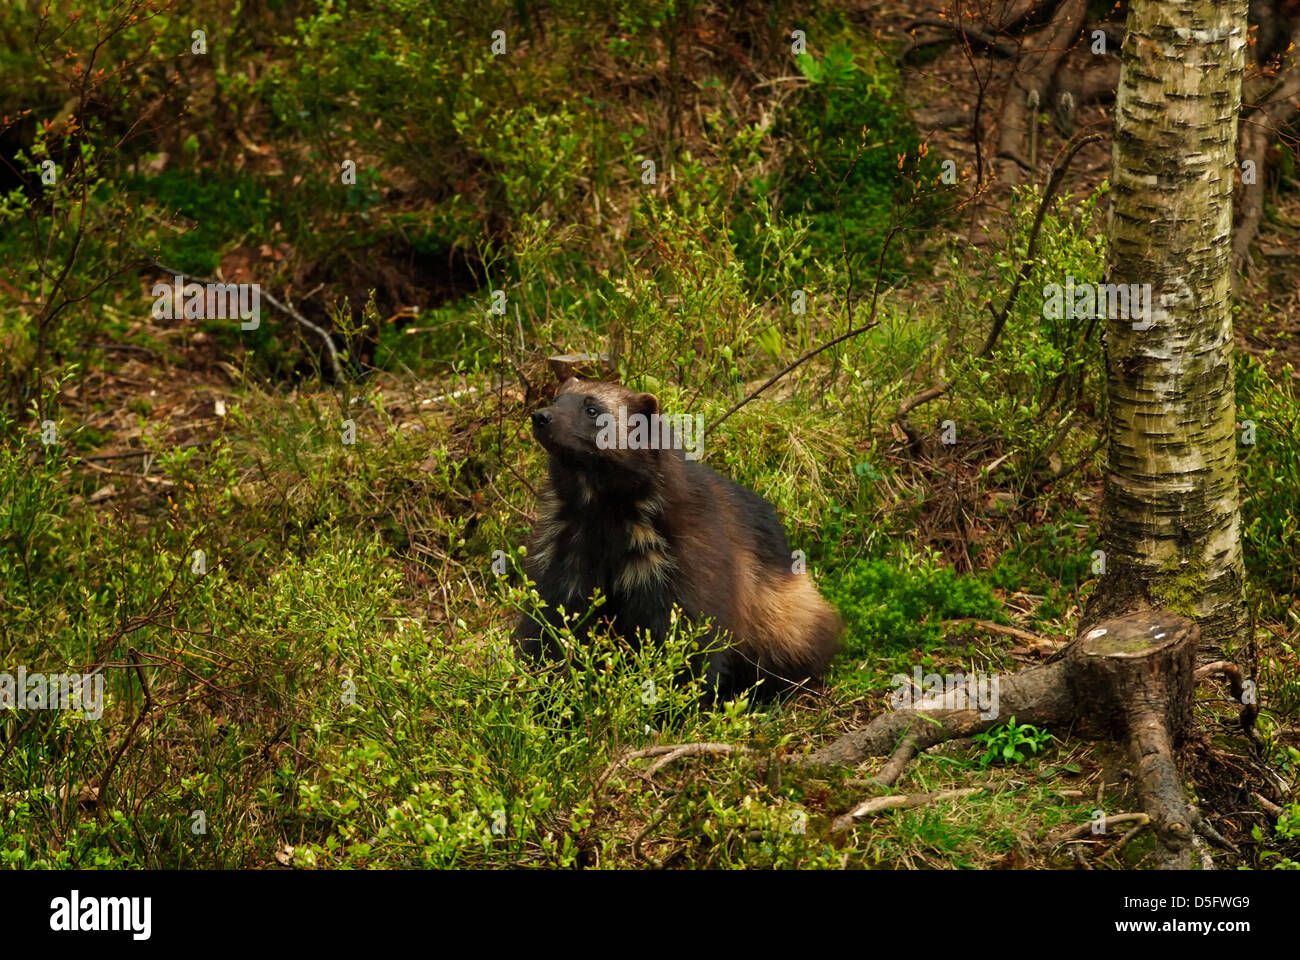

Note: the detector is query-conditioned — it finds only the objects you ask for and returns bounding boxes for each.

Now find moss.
[1150,557,1208,618]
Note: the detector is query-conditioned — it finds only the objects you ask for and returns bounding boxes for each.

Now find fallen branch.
[146,258,345,385]
[804,658,1072,768]
[943,617,1055,646]
[1114,816,1153,856]
[1254,793,1284,819]
[632,792,685,866]
[906,1,1045,37]
[646,742,745,776]
[831,786,987,833]
[870,736,923,790]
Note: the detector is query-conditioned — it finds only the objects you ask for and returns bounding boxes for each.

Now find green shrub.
[825,551,1006,657]
[944,185,1108,491]
[733,38,943,289]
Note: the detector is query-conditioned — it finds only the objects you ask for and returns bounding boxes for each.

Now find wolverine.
[515,376,841,703]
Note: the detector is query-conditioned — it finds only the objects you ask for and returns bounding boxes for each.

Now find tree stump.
[1067,612,1201,867]
[547,353,612,382]
[1067,612,1194,741]
[805,609,1237,868]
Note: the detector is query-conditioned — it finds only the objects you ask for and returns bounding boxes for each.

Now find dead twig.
[943,617,1055,646]
[632,791,685,867]
[902,18,1019,60]
[646,742,746,777]
[594,742,748,792]
[707,321,880,432]
[95,648,155,829]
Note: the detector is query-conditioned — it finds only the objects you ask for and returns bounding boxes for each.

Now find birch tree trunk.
[1090,0,1249,658]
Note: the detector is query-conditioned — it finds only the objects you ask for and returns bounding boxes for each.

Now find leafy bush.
[733,38,943,288]
[825,551,1006,657]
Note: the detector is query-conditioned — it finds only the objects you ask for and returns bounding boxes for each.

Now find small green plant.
[1252,801,1300,870]
[972,717,1053,767]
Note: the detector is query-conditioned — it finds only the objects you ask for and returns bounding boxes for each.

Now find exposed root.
[811,612,1229,869]
[1054,811,1151,844]
[804,656,1074,768]
[1054,812,1154,868]
[1194,660,1260,733]
[1254,793,1285,818]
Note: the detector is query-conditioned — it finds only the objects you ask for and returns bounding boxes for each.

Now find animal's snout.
[531,410,552,428]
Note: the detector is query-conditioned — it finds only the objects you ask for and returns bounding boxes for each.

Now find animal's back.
[672,462,841,698]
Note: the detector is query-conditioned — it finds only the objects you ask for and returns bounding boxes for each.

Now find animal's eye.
[585,405,600,418]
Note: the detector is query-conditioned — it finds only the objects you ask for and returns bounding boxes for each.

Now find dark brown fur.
[515,377,841,702]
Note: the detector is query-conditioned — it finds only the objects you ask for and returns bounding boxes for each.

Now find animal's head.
[529,378,660,465]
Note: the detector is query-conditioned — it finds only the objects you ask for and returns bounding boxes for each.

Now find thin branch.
[832,786,987,833]
[145,258,345,385]
[95,647,156,828]
[902,18,1019,59]
[707,320,880,432]
[895,132,1101,422]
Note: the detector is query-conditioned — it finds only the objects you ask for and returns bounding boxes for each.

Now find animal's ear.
[633,392,659,416]
[557,376,582,394]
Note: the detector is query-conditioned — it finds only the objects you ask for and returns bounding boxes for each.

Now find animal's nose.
[532,410,552,428]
